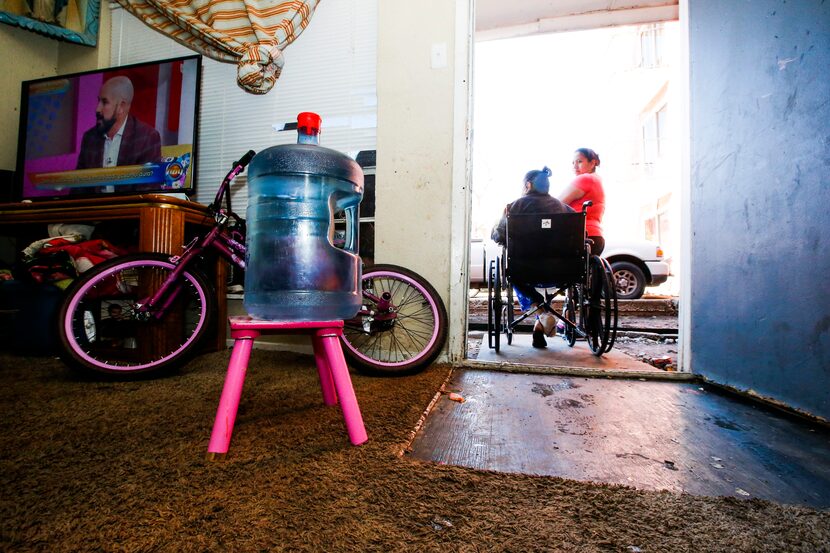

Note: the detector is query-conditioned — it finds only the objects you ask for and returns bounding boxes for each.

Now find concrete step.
[467,293,678,317]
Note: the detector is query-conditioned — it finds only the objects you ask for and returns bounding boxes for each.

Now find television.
[14,55,201,201]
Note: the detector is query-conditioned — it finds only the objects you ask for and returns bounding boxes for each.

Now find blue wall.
[688,0,830,419]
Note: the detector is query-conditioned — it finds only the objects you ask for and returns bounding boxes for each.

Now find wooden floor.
[408,369,830,509]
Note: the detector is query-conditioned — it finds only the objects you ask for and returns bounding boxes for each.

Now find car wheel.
[611,261,646,300]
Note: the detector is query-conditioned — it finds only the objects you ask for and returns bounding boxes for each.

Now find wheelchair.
[487,205,618,356]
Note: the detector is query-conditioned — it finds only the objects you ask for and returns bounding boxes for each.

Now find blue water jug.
[244,112,364,321]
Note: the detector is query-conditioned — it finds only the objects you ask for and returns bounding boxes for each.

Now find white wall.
[376,0,471,361]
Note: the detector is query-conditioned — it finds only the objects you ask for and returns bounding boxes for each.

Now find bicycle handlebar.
[235,150,256,169]
[226,150,256,182]
[209,150,257,221]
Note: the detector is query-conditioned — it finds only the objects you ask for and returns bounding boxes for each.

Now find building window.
[642,104,669,164]
[655,104,668,155]
[644,217,657,242]
[639,24,665,68]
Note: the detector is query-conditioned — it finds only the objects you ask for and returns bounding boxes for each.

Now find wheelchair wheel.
[561,285,578,347]
[487,259,495,349]
[599,257,619,353]
[493,257,503,352]
[504,263,514,345]
[586,255,615,356]
[487,258,504,351]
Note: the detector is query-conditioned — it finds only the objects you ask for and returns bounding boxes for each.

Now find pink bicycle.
[57,152,447,379]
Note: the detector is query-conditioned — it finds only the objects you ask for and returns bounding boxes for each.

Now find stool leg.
[207,337,254,459]
[320,334,368,446]
[312,335,338,406]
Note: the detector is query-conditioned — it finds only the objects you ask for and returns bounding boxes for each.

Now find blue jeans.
[513,282,549,312]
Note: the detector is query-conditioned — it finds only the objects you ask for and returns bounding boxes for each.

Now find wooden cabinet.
[0,194,228,350]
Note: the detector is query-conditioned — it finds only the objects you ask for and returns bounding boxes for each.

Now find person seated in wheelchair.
[491,167,575,349]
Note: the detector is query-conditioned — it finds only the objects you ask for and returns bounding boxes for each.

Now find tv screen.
[14,55,201,201]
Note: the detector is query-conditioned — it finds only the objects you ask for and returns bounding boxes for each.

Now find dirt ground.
[611,333,679,367]
[605,310,679,368]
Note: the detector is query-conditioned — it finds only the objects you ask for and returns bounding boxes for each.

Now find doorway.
[466,20,683,372]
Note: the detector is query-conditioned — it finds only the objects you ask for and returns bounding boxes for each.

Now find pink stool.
[206,316,368,460]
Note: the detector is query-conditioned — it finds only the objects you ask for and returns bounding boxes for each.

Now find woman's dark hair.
[575,148,600,167]
[524,166,552,194]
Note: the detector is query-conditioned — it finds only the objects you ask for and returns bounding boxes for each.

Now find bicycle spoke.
[60,255,212,375]
[351,278,434,362]
[341,265,448,375]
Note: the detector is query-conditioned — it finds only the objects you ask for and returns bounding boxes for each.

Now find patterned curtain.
[114,0,321,94]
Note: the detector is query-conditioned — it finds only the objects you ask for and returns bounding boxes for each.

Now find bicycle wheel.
[341,264,448,376]
[58,253,215,378]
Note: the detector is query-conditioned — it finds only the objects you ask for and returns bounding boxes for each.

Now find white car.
[469,237,670,300]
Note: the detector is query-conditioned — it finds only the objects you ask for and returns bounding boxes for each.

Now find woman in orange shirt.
[558,148,606,255]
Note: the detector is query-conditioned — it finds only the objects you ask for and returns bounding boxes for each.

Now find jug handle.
[342,205,358,253]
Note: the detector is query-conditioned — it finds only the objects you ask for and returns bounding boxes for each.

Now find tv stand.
[0,194,228,351]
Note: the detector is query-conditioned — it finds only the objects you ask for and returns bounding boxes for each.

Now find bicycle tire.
[341,264,448,376]
[58,253,215,378]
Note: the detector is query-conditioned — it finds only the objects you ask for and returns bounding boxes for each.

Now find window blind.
[110,0,377,212]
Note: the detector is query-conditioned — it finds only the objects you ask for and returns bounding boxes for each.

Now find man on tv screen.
[76,76,162,169]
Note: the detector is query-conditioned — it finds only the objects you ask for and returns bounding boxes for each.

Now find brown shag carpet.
[0,350,828,552]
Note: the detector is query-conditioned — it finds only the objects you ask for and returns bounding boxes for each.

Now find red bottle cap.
[297,112,322,134]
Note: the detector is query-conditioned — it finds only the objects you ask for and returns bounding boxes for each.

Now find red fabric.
[40,238,128,269]
[26,238,129,286]
[167,61,182,132]
[26,251,75,283]
[567,173,605,237]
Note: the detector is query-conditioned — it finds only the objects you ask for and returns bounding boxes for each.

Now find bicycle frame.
[346,288,397,333]
[133,154,253,320]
